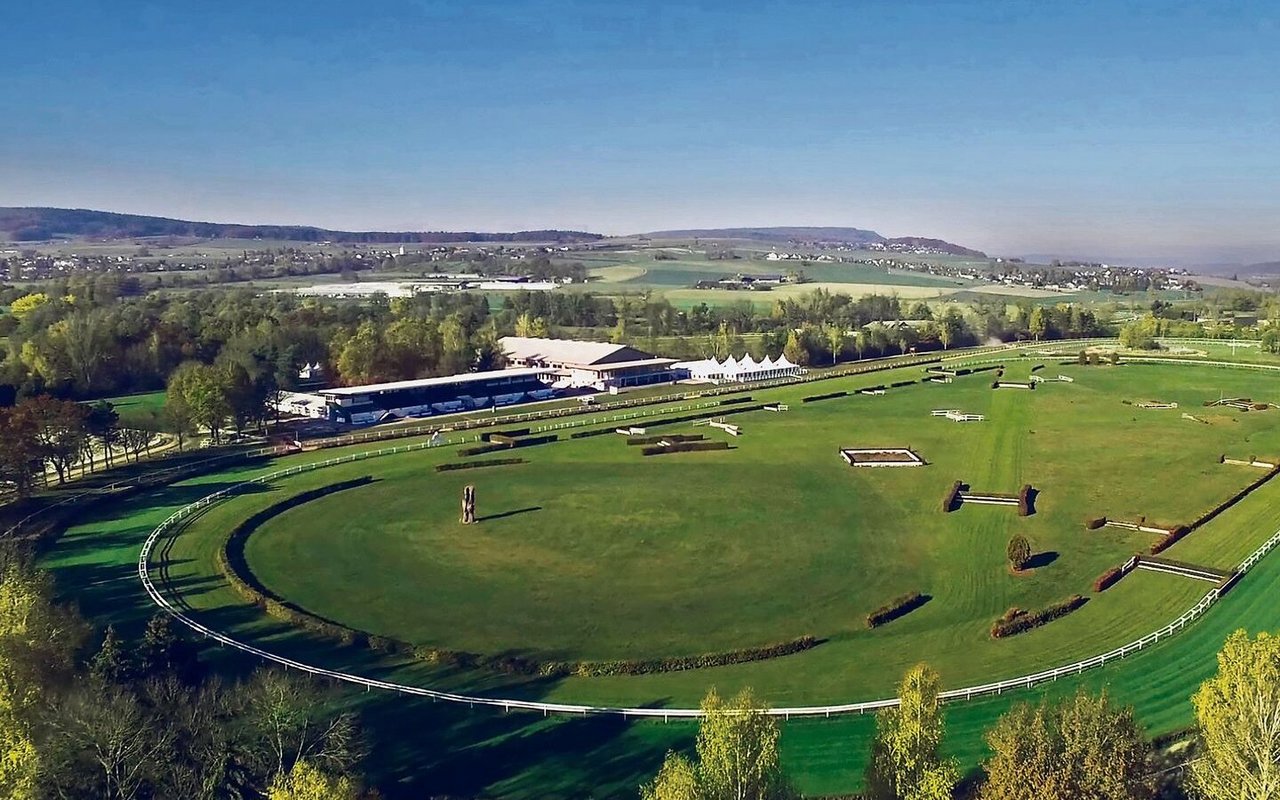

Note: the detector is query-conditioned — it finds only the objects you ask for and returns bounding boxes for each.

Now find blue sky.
[2,0,1278,263]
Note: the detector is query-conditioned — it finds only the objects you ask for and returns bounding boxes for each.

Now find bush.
[889,379,916,388]
[1085,516,1107,530]
[1007,534,1031,570]
[640,440,731,456]
[718,396,754,406]
[481,428,529,442]
[1150,525,1192,554]
[1017,484,1034,516]
[435,458,527,472]
[990,595,1087,638]
[866,592,930,627]
[802,391,847,403]
[1031,363,1045,372]
[1092,566,1125,592]
[942,480,963,512]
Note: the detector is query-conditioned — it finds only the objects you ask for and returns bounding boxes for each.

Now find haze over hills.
[0,209,989,257]
[0,207,603,245]
[640,226,987,257]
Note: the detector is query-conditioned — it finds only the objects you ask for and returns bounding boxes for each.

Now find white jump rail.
[138,429,1280,718]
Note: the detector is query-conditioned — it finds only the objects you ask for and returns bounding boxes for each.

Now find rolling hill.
[0,207,603,245]
[639,226,986,256]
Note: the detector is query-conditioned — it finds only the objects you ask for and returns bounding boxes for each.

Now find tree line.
[642,632,1280,799]
[0,551,374,799]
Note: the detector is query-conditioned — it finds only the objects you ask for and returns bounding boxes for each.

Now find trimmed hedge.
[990,595,1087,638]
[627,434,705,445]
[867,592,930,628]
[1031,363,1045,372]
[802,391,847,403]
[1085,516,1107,530]
[481,428,529,442]
[1150,525,1192,554]
[459,433,559,456]
[1017,484,1034,516]
[217,494,820,677]
[718,396,755,406]
[889,379,917,388]
[1092,566,1125,592]
[435,458,527,472]
[941,480,963,512]
[640,440,731,456]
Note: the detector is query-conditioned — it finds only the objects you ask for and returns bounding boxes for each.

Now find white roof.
[501,336,647,366]
[321,367,548,397]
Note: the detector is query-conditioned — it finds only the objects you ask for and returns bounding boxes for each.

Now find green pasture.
[96,389,168,429]
[40,356,1280,797]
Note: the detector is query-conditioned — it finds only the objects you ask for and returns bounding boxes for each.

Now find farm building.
[501,336,681,390]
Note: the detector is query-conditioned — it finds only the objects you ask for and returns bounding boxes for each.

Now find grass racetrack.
[42,350,1280,797]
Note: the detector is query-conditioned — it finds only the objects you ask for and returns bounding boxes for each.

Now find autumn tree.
[268,759,364,800]
[864,664,958,800]
[17,395,90,484]
[980,690,1152,800]
[1190,629,1280,800]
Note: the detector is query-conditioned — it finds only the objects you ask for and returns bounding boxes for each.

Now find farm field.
[41,353,1280,797]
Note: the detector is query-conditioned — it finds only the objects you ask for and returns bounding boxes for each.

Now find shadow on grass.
[1025,550,1058,569]
[477,506,542,522]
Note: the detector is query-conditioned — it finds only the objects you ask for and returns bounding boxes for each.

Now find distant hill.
[0,207,603,245]
[639,226,985,257]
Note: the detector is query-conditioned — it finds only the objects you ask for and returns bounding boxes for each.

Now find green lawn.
[97,389,168,429]
[41,356,1280,798]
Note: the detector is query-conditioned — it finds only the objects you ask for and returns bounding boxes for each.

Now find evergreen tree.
[90,624,134,683]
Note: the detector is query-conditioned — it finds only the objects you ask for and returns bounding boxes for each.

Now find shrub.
[990,595,1087,637]
[802,391,847,403]
[1092,567,1125,592]
[889,380,916,388]
[941,480,963,512]
[1031,363,1045,372]
[1253,403,1269,411]
[640,440,731,456]
[866,592,930,627]
[718,396,754,406]
[1085,516,1107,530]
[435,458,527,472]
[1150,525,1192,554]
[1006,534,1032,570]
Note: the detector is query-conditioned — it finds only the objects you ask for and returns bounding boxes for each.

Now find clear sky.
[2,1,1278,263]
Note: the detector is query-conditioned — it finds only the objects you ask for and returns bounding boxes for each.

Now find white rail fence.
[138,432,1280,719]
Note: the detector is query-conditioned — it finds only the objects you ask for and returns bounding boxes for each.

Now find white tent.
[674,354,804,384]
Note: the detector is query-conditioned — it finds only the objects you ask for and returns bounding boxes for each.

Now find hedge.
[1085,516,1107,530]
[1031,363,1045,372]
[941,480,963,512]
[718,396,755,406]
[627,434,705,445]
[481,428,529,442]
[217,495,820,676]
[990,595,1087,638]
[435,458,527,472]
[459,433,559,456]
[889,379,917,388]
[640,440,731,456]
[866,592,930,628]
[1017,484,1034,516]
[802,391,847,403]
[1092,566,1125,592]
[1150,525,1192,555]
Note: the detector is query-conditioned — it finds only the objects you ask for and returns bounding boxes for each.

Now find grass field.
[98,389,168,428]
[40,355,1280,797]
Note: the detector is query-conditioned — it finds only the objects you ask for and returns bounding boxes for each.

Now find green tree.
[268,759,363,800]
[1028,307,1048,341]
[783,331,808,367]
[865,664,958,800]
[90,625,134,684]
[1190,630,1280,800]
[642,752,702,800]
[981,690,1152,800]
[640,687,789,800]
[1006,535,1031,571]
[823,323,845,366]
